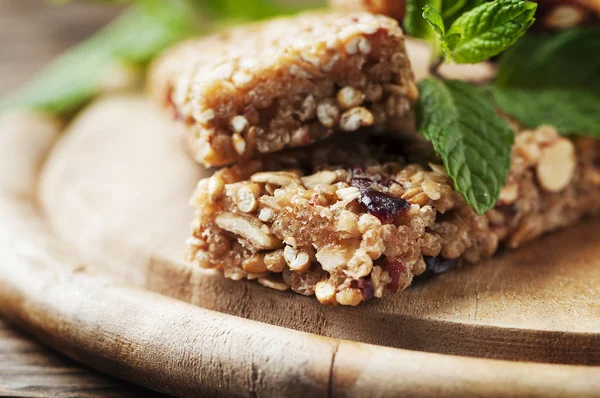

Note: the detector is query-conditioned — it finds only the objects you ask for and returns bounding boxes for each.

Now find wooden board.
[1,96,599,398]
[0,22,599,396]
[38,94,600,367]
[0,318,161,398]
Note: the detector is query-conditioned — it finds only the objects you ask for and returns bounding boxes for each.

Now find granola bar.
[150,11,417,167]
[186,125,600,306]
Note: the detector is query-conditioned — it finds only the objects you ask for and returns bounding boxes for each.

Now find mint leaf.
[0,6,196,114]
[422,4,445,37]
[442,0,485,27]
[495,27,600,91]
[493,27,600,136]
[445,0,537,64]
[417,77,514,214]
[493,87,600,137]
[405,0,442,40]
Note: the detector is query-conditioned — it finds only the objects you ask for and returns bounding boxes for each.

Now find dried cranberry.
[412,256,458,284]
[385,259,406,293]
[350,278,375,301]
[350,177,409,224]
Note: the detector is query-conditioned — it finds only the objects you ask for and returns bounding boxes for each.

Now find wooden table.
[0,319,165,397]
[0,1,164,396]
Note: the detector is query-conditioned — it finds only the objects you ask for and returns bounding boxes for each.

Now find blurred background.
[0,0,325,114]
[0,1,122,95]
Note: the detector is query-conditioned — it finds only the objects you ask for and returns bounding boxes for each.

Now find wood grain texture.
[0,319,160,398]
[1,3,600,395]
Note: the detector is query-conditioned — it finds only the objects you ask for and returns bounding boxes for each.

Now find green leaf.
[0,6,196,114]
[492,87,600,137]
[493,27,600,136]
[422,4,445,37]
[405,0,442,40]
[422,4,449,57]
[442,0,485,27]
[445,0,537,63]
[417,77,514,214]
[201,0,322,21]
[495,27,600,92]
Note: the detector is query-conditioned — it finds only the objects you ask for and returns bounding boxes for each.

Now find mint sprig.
[444,0,536,63]
[405,0,442,40]
[419,0,537,65]
[412,0,536,213]
[417,78,514,215]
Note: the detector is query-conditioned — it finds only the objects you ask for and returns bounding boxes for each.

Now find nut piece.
[251,171,301,186]
[336,186,361,202]
[242,255,268,274]
[536,139,576,192]
[302,170,338,189]
[421,180,441,201]
[215,213,282,250]
[236,183,261,213]
[258,276,290,291]
[232,133,247,156]
[317,99,340,128]
[498,182,519,205]
[265,249,287,273]
[335,288,363,306]
[283,245,311,272]
[208,174,225,198]
[315,281,337,305]
[258,207,275,222]
[230,115,249,133]
[339,107,374,132]
[336,87,365,109]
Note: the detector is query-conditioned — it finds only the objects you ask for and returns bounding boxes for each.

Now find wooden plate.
[37,95,600,366]
[0,41,599,395]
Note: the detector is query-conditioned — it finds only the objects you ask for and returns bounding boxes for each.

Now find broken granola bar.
[150,11,417,167]
[186,125,600,305]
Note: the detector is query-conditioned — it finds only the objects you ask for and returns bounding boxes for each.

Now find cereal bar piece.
[186,125,600,305]
[329,0,406,21]
[150,11,417,167]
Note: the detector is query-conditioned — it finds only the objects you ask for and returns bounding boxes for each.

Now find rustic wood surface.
[0,318,162,398]
[2,1,600,396]
[0,1,163,396]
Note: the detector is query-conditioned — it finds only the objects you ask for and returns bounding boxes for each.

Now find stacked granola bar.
[185,126,600,305]
[150,11,417,167]
[151,10,600,305]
